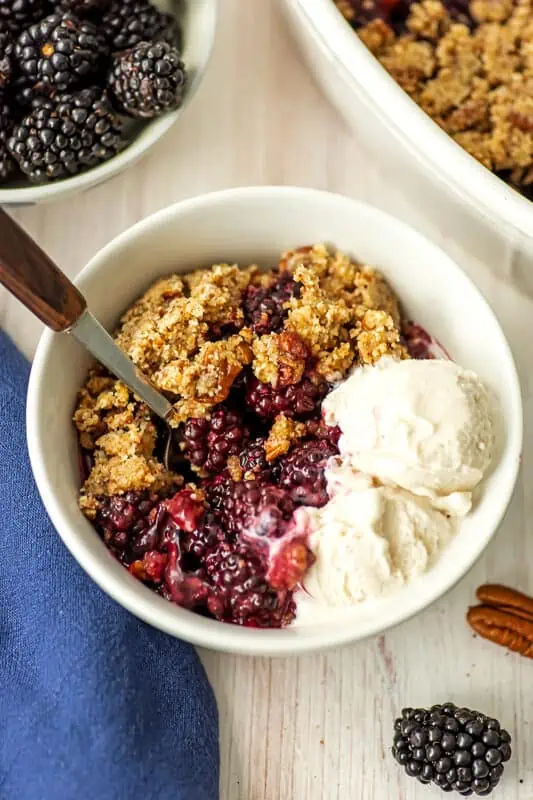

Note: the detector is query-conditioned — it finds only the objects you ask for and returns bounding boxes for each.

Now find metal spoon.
[0,208,177,469]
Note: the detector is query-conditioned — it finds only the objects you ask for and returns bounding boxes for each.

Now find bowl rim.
[0,0,218,205]
[26,186,523,655]
[285,0,533,241]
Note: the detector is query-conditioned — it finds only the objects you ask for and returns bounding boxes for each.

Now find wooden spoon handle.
[0,208,86,332]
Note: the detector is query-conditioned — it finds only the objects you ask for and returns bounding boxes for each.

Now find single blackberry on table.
[180,407,250,474]
[278,438,338,508]
[0,28,14,89]
[0,0,48,33]
[108,40,186,119]
[245,375,328,420]
[8,87,126,181]
[393,703,511,796]
[101,0,178,51]
[0,100,16,180]
[243,271,300,335]
[15,13,108,92]
[204,541,295,627]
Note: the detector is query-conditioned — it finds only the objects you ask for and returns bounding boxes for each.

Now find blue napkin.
[0,331,219,800]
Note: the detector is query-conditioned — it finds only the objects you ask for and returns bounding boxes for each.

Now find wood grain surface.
[2,1,532,797]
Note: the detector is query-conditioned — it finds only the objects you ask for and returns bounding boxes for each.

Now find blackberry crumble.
[337,0,533,199]
[74,243,411,628]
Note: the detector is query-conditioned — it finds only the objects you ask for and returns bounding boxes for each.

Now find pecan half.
[467,584,533,659]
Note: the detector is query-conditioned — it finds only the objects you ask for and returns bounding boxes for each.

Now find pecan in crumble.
[337,0,533,197]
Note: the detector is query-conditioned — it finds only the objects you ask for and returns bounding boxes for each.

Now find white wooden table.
[2,1,533,797]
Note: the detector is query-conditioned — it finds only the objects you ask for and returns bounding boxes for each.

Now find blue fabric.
[0,331,219,800]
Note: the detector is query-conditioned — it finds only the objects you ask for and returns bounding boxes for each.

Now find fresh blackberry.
[243,271,300,335]
[245,375,328,420]
[204,541,295,627]
[108,40,186,119]
[0,0,48,33]
[393,703,511,796]
[0,29,14,89]
[15,13,108,92]
[278,438,338,507]
[101,0,178,51]
[58,0,111,14]
[0,100,16,180]
[180,408,250,474]
[8,87,126,181]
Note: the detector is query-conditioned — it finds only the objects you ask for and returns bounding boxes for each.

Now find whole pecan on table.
[467,584,533,659]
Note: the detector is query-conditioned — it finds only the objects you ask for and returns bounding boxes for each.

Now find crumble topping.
[265,414,307,462]
[74,244,406,511]
[339,0,533,196]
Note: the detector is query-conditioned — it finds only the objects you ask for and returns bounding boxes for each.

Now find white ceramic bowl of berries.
[27,186,522,656]
[0,0,216,205]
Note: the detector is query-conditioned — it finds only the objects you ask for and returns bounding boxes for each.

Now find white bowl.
[0,0,217,206]
[27,186,522,656]
[282,0,533,273]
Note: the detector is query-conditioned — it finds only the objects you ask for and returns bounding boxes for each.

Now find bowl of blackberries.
[0,0,216,203]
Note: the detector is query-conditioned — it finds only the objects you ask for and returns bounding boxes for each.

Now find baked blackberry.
[0,0,48,33]
[239,438,272,480]
[0,100,16,180]
[108,40,186,119]
[245,375,328,420]
[393,703,511,796]
[278,438,338,507]
[101,0,178,51]
[15,13,108,92]
[243,271,300,335]
[180,408,250,474]
[207,478,296,540]
[204,541,295,627]
[8,87,126,181]
[0,29,14,89]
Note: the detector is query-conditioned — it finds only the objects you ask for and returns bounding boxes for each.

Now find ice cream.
[298,469,453,606]
[322,357,494,516]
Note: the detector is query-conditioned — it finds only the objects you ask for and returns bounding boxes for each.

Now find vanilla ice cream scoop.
[299,472,453,606]
[322,357,493,515]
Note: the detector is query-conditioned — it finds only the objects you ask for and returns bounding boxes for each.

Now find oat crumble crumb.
[264,414,307,462]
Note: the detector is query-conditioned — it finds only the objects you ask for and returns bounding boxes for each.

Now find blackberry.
[182,511,226,563]
[278,438,338,507]
[8,87,126,181]
[0,100,16,180]
[0,29,14,89]
[243,271,300,335]
[393,703,511,796]
[108,40,186,119]
[96,490,165,558]
[239,437,272,480]
[204,541,295,627]
[15,13,108,92]
[0,0,47,33]
[207,478,296,540]
[101,0,178,51]
[245,375,327,420]
[180,408,250,474]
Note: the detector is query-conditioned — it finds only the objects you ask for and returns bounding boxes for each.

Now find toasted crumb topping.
[340,0,533,194]
[265,414,307,462]
[74,246,406,512]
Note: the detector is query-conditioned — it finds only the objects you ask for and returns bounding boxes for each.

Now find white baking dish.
[282,0,533,291]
